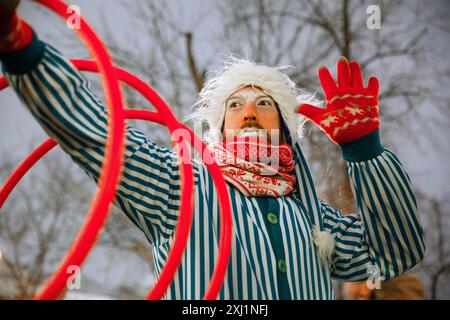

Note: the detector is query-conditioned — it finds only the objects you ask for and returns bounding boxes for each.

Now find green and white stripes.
[2,39,425,300]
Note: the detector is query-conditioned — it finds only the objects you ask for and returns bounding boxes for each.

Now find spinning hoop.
[0,0,232,300]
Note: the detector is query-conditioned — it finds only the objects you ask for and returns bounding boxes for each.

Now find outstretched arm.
[0,8,187,246]
[298,58,425,281]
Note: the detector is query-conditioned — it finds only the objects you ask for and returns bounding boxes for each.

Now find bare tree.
[0,146,87,298]
[414,191,450,300]
[0,144,152,299]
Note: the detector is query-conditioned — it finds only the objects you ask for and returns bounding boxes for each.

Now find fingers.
[349,61,363,88]
[367,76,379,95]
[337,57,351,87]
[318,66,338,97]
[319,58,379,99]
[297,103,324,123]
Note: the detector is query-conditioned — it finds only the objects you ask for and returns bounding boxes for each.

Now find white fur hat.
[186,57,315,145]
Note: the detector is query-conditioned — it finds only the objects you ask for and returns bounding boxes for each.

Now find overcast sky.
[2,0,449,198]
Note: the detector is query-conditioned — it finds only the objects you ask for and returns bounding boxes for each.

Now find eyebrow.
[226,94,273,103]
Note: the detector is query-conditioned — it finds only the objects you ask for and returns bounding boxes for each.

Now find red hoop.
[0,0,232,300]
[73,59,232,300]
[30,0,127,300]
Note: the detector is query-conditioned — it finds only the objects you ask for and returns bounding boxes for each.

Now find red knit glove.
[297,58,380,144]
[0,1,32,53]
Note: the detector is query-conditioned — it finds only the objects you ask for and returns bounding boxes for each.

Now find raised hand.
[0,0,32,53]
[297,58,380,144]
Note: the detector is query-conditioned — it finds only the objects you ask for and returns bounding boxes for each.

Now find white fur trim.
[312,226,335,267]
[185,56,317,144]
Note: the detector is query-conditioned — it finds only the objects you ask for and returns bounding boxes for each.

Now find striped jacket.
[1,36,425,300]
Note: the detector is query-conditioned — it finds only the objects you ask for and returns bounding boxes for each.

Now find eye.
[258,99,273,107]
[228,101,241,109]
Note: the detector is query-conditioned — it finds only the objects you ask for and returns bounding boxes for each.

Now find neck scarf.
[212,137,296,197]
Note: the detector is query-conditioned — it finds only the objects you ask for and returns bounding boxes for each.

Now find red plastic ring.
[31,0,126,300]
[1,56,232,299]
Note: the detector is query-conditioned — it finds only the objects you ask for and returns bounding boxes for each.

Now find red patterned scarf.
[212,137,296,197]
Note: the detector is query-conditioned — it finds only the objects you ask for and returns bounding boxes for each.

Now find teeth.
[238,128,265,138]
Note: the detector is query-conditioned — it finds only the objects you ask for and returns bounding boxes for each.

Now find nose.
[243,101,257,122]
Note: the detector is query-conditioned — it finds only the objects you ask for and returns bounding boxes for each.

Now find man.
[0,2,425,299]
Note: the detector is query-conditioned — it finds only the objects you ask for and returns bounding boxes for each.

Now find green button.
[278,259,287,273]
[267,213,278,225]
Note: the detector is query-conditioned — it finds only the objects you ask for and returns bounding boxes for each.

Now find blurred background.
[0,0,449,299]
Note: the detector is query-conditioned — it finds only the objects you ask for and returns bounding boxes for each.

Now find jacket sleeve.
[322,130,425,281]
[1,33,190,246]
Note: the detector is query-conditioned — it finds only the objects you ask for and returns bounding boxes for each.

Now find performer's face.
[222,86,284,144]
